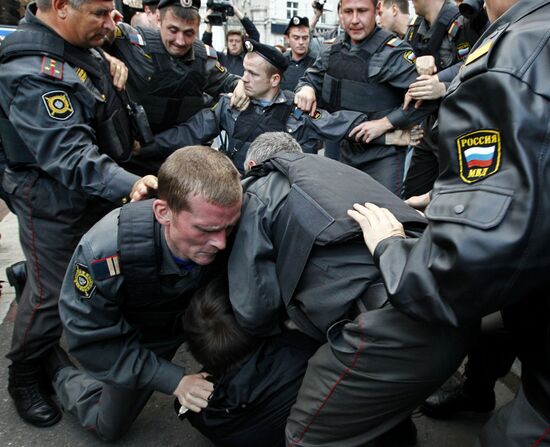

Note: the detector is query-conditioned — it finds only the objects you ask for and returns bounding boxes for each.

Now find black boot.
[6,261,27,303]
[8,360,62,427]
[421,383,495,419]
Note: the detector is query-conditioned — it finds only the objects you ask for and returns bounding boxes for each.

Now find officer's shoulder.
[198,41,218,59]
[80,209,122,281]
[115,22,145,46]
[447,16,464,40]
[408,14,422,27]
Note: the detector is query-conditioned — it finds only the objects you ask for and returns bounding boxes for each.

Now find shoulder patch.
[323,37,337,45]
[464,39,493,66]
[74,263,96,299]
[456,42,471,61]
[408,14,420,26]
[91,255,121,280]
[403,50,416,65]
[129,30,145,46]
[215,61,226,73]
[205,44,217,59]
[114,25,123,39]
[40,56,64,80]
[386,37,403,48]
[75,67,88,82]
[42,91,74,121]
[311,110,322,120]
[448,19,462,39]
[457,129,501,183]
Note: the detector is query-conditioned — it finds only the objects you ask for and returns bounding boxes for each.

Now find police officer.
[349,0,550,445]
[141,40,416,173]
[0,0,156,428]
[294,0,436,195]
[280,16,316,91]
[403,0,479,199]
[227,132,470,446]
[53,147,242,441]
[106,0,241,135]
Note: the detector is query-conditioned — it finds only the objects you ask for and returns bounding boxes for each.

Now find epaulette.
[464,39,492,66]
[447,17,463,39]
[386,37,403,48]
[40,56,63,80]
[91,255,121,280]
[75,67,88,82]
[205,44,217,59]
[408,14,421,26]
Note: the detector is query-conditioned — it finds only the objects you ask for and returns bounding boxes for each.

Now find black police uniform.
[371,0,550,445]
[227,152,472,446]
[0,4,140,427]
[55,200,221,441]
[403,2,477,199]
[107,21,239,134]
[280,49,316,91]
[296,27,436,195]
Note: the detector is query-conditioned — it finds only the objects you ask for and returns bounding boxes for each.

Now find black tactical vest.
[0,20,133,167]
[280,51,316,91]
[405,3,461,69]
[127,28,209,133]
[322,28,404,114]
[117,200,213,335]
[228,93,295,172]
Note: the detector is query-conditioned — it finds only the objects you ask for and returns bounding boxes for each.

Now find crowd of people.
[0,0,549,446]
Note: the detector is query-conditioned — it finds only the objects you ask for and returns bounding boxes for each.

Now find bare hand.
[173,373,214,413]
[407,74,446,101]
[229,79,250,111]
[294,86,317,115]
[104,53,128,91]
[415,55,437,76]
[384,125,423,147]
[130,175,158,202]
[347,203,405,254]
[348,117,393,144]
[405,191,431,212]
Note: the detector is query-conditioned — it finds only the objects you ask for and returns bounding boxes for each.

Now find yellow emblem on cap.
[73,263,96,299]
[42,91,74,120]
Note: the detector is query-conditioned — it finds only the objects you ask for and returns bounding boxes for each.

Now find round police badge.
[180,0,192,7]
[292,16,301,25]
[245,40,254,52]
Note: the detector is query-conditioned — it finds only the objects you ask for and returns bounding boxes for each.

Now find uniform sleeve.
[149,103,224,157]
[59,239,184,395]
[202,30,213,46]
[204,54,240,97]
[8,75,138,202]
[240,16,260,41]
[228,191,285,336]
[293,109,367,152]
[372,67,550,327]
[294,49,327,94]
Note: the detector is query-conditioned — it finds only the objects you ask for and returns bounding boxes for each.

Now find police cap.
[157,0,201,10]
[244,39,289,72]
[142,0,159,5]
[284,16,309,35]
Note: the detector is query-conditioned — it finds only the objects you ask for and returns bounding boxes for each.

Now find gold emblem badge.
[215,62,226,73]
[42,91,74,120]
[457,129,501,184]
[73,263,96,299]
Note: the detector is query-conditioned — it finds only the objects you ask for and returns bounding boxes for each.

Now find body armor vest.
[280,52,316,91]
[0,21,133,167]
[228,93,295,172]
[406,3,460,69]
[249,152,427,337]
[128,28,209,133]
[322,28,404,114]
[117,200,210,335]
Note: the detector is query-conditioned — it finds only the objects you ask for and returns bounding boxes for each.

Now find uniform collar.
[250,89,288,107]
[159,226,198,276]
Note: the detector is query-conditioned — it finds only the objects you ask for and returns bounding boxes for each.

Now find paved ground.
[0,202,518,446]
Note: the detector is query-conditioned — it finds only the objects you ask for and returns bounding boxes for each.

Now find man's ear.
[271,73,281,88]
[155,9,161,25]
[392,3,399,16]
[245,159,257,171]
[153,199,172,226]
[52,0,70,18]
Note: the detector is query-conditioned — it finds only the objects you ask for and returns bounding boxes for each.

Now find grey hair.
[37,0,92,11]
[244,132,303,171]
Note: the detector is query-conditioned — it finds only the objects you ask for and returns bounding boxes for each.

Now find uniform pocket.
[425,185,513,230]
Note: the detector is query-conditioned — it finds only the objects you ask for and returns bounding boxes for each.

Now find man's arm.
[233,2,260,41]
[6,70,139,202]
[293,46,329,114]
[203,44,241,97]
[59,235,185,394]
